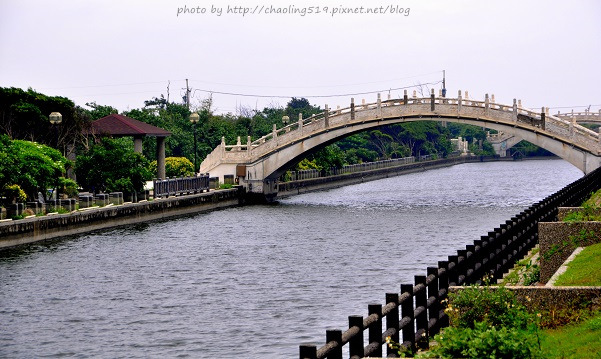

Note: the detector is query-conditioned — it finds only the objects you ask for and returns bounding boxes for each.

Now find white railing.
[200,93,601,173]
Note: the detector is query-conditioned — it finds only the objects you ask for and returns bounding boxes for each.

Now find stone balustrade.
[200,92,601,183]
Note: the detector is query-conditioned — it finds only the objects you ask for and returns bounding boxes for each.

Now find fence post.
[386,293,400,356]
[465,245,478,284]
[348,315,364,358]
[368,303,382,357]
[325,329,342,359]
[300,344,317,359]
[437,261,449,327]
[414,275,428,349]
[427,267,440,336]
[400,284,415,352]
[447,255,458,286]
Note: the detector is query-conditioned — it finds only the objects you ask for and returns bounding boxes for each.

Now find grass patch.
[583,189,601,207]
[563,208,601,222]
[563,189,601,222]
[554,242,601,286]
[540,311,601,358]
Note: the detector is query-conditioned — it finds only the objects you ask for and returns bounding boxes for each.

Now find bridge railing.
[299,165,601,359]
[201,93,601,174]
[153,174,210,198]
[557,110,601,123]
[284,157,417,181]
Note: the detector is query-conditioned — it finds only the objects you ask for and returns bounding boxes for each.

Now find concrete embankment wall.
[0,188,243,249]
[277,156,519,198]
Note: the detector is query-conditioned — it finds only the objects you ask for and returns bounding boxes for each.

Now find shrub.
[149,157,194,178]
[430,321,540,359]
[57,177,78,198]
[76,138,151,194]
[446,285,531,330]
[404,285,542,358]
[2,184,27,205]
[0,135,69,201]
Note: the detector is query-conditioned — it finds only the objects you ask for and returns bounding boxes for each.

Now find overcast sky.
[1,0,600,115]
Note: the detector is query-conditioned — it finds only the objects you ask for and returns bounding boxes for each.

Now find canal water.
[0,159,582,358]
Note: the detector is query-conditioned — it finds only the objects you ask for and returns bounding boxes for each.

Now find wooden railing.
[300,165,601,359]
[153,174,210,198]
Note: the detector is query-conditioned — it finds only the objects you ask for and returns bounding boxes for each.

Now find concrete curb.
[546,247,584,287]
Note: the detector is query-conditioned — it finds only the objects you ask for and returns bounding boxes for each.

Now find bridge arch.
[199,93,601,196]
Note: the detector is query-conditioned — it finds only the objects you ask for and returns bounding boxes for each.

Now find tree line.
[0,86,548,204]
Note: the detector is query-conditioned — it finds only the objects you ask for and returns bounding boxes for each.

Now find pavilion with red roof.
[90,114,171,179]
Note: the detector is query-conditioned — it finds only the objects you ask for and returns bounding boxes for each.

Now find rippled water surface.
[0,159,583,358]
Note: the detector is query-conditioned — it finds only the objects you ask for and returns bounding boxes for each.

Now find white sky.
[1,0,600,115]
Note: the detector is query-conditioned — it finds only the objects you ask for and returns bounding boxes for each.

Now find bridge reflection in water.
[0,159,582,358]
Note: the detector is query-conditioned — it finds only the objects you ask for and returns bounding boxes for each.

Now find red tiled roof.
[91,114,171,137]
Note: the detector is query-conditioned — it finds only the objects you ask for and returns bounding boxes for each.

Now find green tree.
[83,102,119,120]
[0,135,69,202]
[0,87,90,158]
[149,157,194,178]
[75,138,151,194]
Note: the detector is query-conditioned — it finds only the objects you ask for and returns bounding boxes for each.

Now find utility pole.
[442,70,447,98]
[185,78,191,109]
[166,80,170,103]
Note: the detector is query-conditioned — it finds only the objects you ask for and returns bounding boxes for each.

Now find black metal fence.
[300,166,601,359]
[153,174,210,198]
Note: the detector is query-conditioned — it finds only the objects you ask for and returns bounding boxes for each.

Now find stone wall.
[449,285,601,314]
[538,221,601,283]
[0,188,243,249]
[557,206,601,221]
[277,156,514,198]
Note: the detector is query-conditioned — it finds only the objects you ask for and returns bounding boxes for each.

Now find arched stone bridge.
[199,91,601,198]
[487,109,601,157]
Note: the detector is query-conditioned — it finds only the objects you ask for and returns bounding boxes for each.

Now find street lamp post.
[49,112,62,201]
[282,115,290,132]
[189,112,200,174]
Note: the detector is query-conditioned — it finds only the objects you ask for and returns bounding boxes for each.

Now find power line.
[190,70,443,89]
[38,80,175,90]
[192,81,444,99]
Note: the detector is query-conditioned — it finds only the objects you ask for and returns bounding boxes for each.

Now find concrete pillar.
[247,136,251,155]
[157,136,166,179]
[298,113,303,130]
[272,123,277,139]
[324,104,329,128]
[403,90,408,105]
[457,90,462,113]
[134,136,143,153]
[350,98,355,121]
